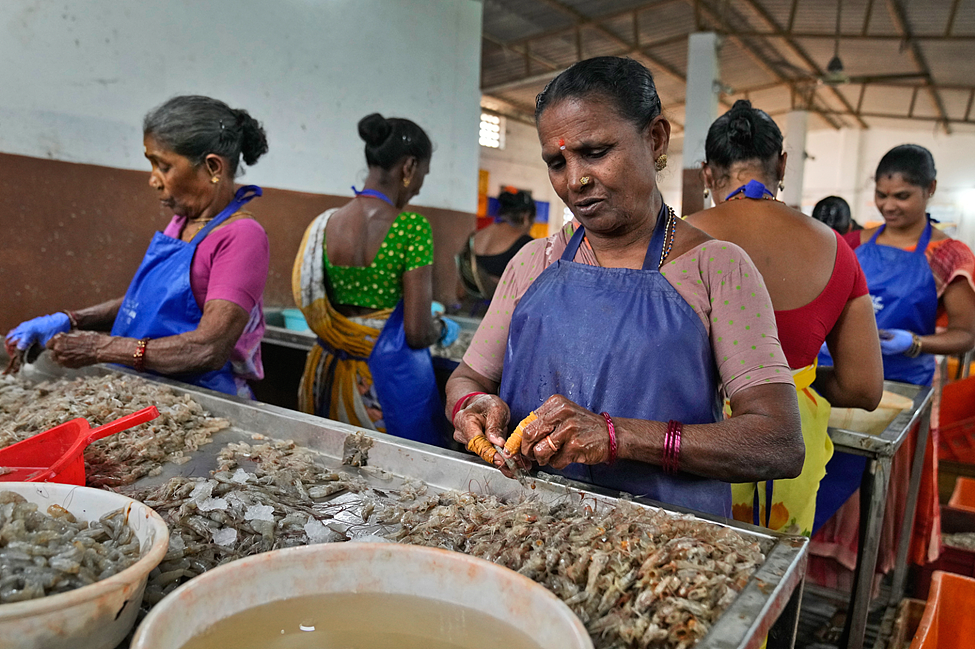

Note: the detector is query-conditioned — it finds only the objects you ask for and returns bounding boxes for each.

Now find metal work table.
[822,380,933,649]
[20,360,808,649]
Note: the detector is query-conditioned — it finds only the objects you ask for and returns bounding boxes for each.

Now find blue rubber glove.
[431,301,445,316]
[438,316,461,347]
[5,313,71,350]
[879,329,914,356]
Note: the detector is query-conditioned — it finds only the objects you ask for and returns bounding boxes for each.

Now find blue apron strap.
[641,204,669,271]
[352,186,395,206]
[868,225,885,244]
[561,225,586,261]
[915,218,934,254]
[725,180,774,201]
[191,185,263,243]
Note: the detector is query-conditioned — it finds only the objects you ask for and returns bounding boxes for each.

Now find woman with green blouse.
[293,113,457,442]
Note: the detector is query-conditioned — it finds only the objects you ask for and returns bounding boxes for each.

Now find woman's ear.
[402,156,419,185]
[204,154,227,179]
[646,116,672,160]
[926,179,938,199]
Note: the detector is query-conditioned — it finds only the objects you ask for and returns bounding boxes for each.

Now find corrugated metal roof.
[480,0,975,130]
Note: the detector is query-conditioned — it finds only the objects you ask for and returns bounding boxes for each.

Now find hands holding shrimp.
[452,393,613,477]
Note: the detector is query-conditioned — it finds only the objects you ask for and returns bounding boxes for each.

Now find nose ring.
[579,176,591,186]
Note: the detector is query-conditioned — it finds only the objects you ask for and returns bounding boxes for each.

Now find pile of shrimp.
[120,439,399,606]
[0,373,229,486]
[393,492,765,649]
[0,491,141,603]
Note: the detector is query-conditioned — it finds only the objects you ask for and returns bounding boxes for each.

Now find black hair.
[535,56,662,130]
[143,95,268,175]
[358,113,433,170]
[875,144,937,187]
[705,99,783,179]
[812,196,852,234]
[497,190,536,226]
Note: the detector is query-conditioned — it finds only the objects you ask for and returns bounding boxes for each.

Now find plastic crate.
[913,506,975,600]
[948,477,975,514]
[911,572,975,648]
[938,416,975,464]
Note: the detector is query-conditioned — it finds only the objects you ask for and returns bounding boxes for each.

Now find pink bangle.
[601,412,617,464]
[451,391,487,424]
[663,420,683,474]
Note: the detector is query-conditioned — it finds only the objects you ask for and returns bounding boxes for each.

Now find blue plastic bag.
[368,301,449,447]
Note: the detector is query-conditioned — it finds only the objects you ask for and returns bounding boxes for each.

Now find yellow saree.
[731,362,833,536]
[292,209,393,430]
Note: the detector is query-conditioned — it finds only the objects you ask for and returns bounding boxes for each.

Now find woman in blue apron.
[291,113,457,446]
[445,57,805,518]
[6,96,271,398]
[811,144,975,596]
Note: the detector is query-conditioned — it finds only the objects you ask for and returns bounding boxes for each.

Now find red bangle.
[663,420,683,474]
[133,338,150,372]
[451,391,487,424]
[601,412,617,464]
[63,311,79,330]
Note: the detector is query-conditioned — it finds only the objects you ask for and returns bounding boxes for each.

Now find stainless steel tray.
[18,360,808,649]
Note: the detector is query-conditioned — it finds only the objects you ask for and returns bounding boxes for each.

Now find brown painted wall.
[0,153,474,333]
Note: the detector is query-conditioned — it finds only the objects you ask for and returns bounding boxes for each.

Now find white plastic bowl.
[132,541,593,649]
[0,482,169,649]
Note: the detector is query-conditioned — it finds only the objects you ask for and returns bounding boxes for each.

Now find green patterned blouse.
[324,211,434,310]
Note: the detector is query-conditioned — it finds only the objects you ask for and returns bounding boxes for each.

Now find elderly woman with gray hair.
[4,95,270,398]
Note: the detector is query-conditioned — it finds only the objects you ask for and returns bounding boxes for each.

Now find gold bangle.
[905,333,923,358]
[133,338,150,372]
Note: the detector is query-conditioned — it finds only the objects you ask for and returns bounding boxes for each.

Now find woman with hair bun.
[5,95,271,398]
[292,113,456,444]
[812,195,860,235]
[456,188,536,302]
[687,99,884,536]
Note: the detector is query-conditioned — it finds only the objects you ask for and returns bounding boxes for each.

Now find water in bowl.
[178,592,544,649]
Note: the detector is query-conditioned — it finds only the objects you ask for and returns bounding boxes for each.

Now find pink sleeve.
[199,219,270,313]
[463,238,552,383]
[691,244,792,396]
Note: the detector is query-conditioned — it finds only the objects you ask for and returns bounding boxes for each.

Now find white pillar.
[782,110,809,209]
[680,32,721,215]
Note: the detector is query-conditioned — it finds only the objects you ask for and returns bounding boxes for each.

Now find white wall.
[478,118,686,230]
[801,126,975,250]
[0,0,483,212]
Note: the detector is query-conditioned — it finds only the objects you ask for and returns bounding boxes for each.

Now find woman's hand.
[6,313,71,350]
[452,393,512,468]
[46,331,112,368]
[519,395,611,469]
[878,329,915,355]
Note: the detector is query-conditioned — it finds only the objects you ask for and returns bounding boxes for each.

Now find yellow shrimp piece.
[467,435,497,465]
[504,411,538,456]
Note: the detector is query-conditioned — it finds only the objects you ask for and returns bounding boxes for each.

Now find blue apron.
[111,186,262,395]
[498,206,730,517]
[813,219,939,531]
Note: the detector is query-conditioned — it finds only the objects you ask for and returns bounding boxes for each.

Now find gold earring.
[211,176,220,184]
[655,154,668,171]
[403,178,411,188]
[579,176,591,186]
[703,187,710,199]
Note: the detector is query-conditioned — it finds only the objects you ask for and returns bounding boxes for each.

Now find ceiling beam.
[691,0,844,129]
[735,0,869,129]
[768,108,975,126]
[723,31,975,42]
[945,0,963,37]
[503,0,683,48]
[885,0,952,134]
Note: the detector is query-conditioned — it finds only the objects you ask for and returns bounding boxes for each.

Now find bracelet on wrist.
[601,412,617,464]
[133,338,150,372]
[63,311,79,330]
[451,391,487,424]
[662,420,683,475]
[904,333,923,358]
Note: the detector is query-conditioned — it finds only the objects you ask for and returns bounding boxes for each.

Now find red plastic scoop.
[0,406,159,485]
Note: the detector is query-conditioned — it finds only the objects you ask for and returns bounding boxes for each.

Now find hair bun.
[358,113,392,148]
[234,108,269,166]
[727,100,755,146]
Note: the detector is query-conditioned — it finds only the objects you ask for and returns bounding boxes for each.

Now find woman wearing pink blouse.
[445,57,804,518]
[5,96,270,398]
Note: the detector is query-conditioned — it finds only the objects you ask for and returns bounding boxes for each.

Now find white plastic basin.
[132,541,593,649]
[0,482,169,649]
